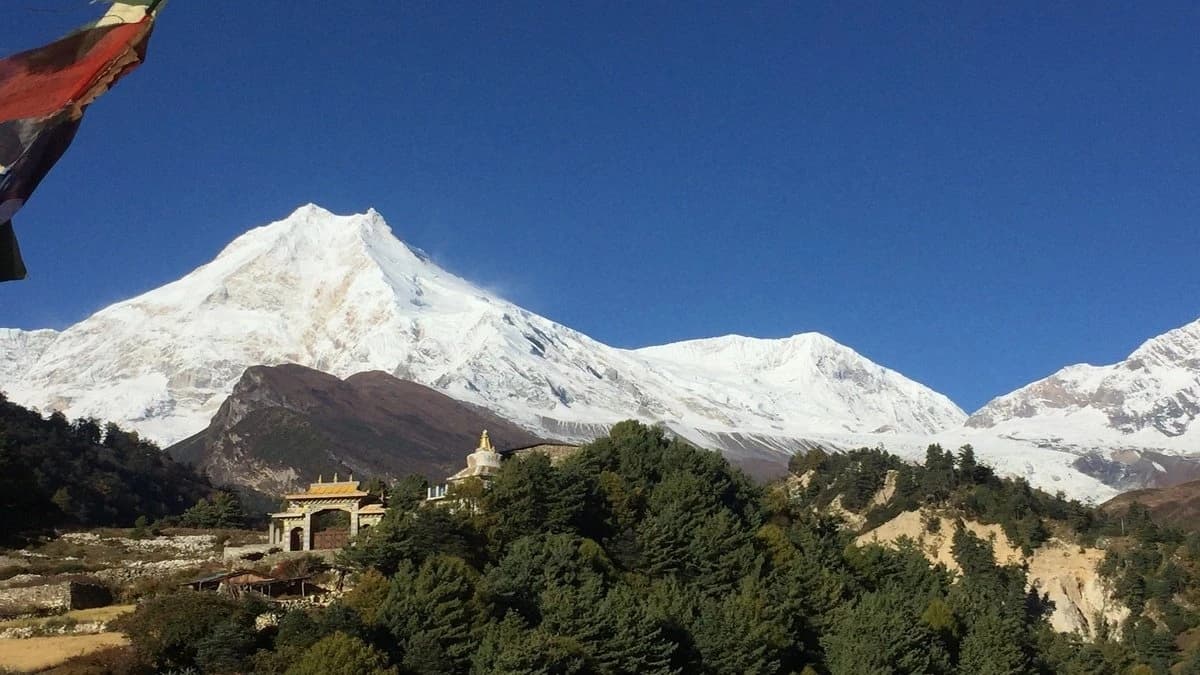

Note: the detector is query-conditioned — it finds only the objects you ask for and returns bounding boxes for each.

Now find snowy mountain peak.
[211,204,402,269]
[638,332,966,435]
[639,332,877,370]
[966,316,1200,447]
[1126,317,1200,370]
[3,205,964,474]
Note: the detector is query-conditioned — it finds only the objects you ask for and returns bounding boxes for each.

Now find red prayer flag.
[0,12,156,281]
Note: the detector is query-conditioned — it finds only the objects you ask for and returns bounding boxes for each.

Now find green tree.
[821,588,951,675]
[482,533,612,622]
[691,579,789,675]
[181,489,245,528]
[116,591,244,671]
[274,608,323,654]
[957,610,1028,675]
[50,487,73,517]
[379,555,483,674]
[342,505,482,574]
[592,585,676,674]
[389,473,429,512]
[342,568,391,627]
[285,632,396,675]
[485,452,560,549]
[472,614,592,675]
[195,620,258,674]
[921,444,956,503]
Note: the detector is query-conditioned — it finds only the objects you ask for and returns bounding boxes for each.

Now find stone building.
[268,477,386,551]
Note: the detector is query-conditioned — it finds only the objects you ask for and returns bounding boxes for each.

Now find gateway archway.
[268,477,386,551]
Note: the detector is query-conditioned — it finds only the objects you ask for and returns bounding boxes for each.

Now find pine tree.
[379,555,482,674]
[592,586,676,675]
[957,610,1029,675]
[538,576,610,651]
[486,453,557,548]
[921,444,956,502]
[195,620,257,674]
[472,614,592,674]
[821,588,952,675]
[686,508,759,595]
[482,534,611,622]
[692,578,789,675]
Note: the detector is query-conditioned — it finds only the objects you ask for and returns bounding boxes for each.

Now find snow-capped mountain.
[636,334,960,436]
[1,205,964,461]
[967,318,1200,453]
[0,328,58,386]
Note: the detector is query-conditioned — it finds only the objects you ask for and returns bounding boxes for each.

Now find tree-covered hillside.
[0,393,214,543]
[788,444,1109,553]
[112,421,1200,674]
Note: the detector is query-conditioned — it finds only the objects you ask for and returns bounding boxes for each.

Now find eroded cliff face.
[856,509,1129,638]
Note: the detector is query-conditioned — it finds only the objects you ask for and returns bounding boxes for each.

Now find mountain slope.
[1100,479,1200,533]
[167,364,543,494]
[1,204,965,456]
[0,328,58,386]
[967,318,1200,452]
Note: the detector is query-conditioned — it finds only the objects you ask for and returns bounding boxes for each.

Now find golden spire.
[479,429,493,452]
[334,472,339,482]
[317,474,323,483]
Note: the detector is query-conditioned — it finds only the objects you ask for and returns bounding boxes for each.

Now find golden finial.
[479,429,493,451]
[334,472,339,482]
[317,474,323,483]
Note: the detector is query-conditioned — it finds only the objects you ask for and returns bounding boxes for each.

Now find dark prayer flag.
[0,5,158,281]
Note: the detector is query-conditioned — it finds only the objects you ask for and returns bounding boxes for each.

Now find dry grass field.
[0,605,134,631]
[0,632,129,672]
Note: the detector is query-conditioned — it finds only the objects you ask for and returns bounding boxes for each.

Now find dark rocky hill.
[167,364,543,495]
[1100,478,1200,533]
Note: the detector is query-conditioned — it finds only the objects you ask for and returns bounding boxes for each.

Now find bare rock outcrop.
[857,509,1128,638]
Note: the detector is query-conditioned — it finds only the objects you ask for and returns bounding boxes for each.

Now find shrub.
[115,591,244,671]
[284,632,396,675]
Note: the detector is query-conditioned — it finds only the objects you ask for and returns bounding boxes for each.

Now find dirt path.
[0,632,128,672]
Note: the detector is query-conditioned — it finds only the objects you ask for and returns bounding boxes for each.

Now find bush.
[285,632,396,675]
[115,591,245,671]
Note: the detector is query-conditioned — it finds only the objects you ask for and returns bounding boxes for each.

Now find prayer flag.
[0,2,160,281]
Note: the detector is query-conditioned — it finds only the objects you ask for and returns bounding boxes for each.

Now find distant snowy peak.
[1,204,965,450]
[637,333,967,436]
[966,317,1200,447]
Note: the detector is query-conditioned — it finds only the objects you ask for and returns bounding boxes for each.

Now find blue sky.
[2,1,1198,412]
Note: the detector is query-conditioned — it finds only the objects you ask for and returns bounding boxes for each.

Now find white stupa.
[446,430,503,484]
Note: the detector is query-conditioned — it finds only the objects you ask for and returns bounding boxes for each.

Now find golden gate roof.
[285,477,368,500]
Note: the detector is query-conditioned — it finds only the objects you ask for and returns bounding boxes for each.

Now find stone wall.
[0,582,112,616]
[508,443,581,465]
